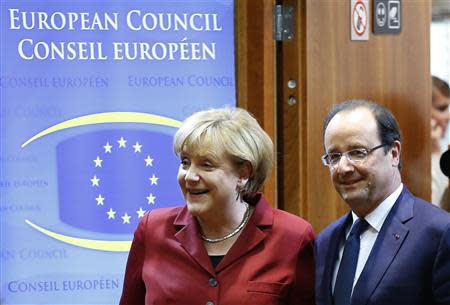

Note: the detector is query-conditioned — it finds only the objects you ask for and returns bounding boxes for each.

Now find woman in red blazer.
[119,107,315,305]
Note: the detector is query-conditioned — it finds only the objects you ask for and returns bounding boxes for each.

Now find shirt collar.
[351,183,403,232]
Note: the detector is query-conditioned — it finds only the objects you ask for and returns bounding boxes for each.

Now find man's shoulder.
[409,194,450,227]
[316,214,347,244]
[389,188,450,239]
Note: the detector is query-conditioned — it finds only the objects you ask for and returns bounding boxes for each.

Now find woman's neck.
[197,200,248,238]
[199,200,252,256]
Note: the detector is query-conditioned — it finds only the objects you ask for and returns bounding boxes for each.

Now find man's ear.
[391,140,401,167]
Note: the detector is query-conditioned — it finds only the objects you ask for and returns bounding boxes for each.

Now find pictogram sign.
[373,0,401,34]
[351,0,369,41]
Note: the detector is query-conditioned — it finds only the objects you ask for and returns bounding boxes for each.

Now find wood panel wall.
[282,0,431,232]
[235,0,277,205]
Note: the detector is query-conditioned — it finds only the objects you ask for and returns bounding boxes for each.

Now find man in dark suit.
[315,100,450,305]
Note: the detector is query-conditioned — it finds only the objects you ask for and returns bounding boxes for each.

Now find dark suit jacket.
[120,194,315,305]
[315,187,450,305]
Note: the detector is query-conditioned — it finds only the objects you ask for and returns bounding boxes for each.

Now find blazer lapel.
[321,214,351,305]
[216,195,272,273]
[173,207,216,276]
[351,188,414,305]
[172,195,276,275]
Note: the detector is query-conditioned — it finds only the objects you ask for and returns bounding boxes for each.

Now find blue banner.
[0,1,235,304]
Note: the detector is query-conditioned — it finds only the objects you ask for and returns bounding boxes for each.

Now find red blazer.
[120,194,315,305]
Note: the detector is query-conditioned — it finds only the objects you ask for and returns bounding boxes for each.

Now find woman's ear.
[238,161,252,186]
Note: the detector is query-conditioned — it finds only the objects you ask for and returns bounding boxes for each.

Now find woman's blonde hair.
[173,107,273,197]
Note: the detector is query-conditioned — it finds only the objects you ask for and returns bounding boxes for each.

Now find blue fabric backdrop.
[0,1,235,304]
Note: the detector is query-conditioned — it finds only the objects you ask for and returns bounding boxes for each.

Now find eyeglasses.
[321,144,387,168]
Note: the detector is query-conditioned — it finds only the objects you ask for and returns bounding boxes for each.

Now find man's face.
[323,107,401,216]
[432,87,450,138]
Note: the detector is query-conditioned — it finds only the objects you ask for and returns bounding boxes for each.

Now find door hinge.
[273,4,294,41]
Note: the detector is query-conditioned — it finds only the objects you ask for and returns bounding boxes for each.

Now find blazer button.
[206,302,214,305]
[208,277,218,287]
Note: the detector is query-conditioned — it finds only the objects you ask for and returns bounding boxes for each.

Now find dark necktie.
[333,218,369,305]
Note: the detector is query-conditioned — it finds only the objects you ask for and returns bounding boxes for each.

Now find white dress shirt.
[331,183,404,294]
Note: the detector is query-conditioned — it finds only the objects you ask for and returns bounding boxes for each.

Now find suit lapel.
[321,214,351,305]
[173,207,216,276]
[351,188,414,305]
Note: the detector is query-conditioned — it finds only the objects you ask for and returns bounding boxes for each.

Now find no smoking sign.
[351,0,369,41]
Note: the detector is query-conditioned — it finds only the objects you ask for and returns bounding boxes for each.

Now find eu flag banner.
[57,129,180,234]
[0,1,235,304]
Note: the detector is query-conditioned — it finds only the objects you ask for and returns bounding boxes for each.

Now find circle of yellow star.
[136,208,146,218]
[133,142,143,153]
[106,208,116,219]
[146,193,156,204]
[149,174,159,185]
[121,213,131,224]
[145,155,154,166]
[90,175,100,187]
[118,137,127,148]
[93,156,103,167]
[96,194,105,205]
[104,142,112,153]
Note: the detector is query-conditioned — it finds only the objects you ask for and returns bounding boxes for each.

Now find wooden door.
[278,0,431,232]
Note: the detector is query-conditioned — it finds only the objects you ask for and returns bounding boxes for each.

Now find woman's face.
[432,88,450,137]
[177,146,244,218]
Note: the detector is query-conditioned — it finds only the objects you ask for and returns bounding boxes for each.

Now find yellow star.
[144,155,154,166]
[95,194,105,205]
[106,208,116,219]
[90,175,100,187]
[104,142,112,153]
[93,156,103,167]
[121,213,131,224]
[136,207,146,218]
[118,137,127,148]
[149,174,159,185]
[133,142,142,153]
[146,193,156,204]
